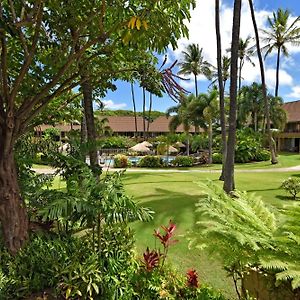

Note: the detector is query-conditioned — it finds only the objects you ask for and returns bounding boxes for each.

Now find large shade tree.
[0,0,195,254]
[261,8,300,97]
[178,44,212,96]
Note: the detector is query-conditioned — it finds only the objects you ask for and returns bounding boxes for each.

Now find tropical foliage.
[190,181,300,297]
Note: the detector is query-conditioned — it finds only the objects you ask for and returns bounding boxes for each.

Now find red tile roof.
[282,100,300,123]
[38,116,197,133]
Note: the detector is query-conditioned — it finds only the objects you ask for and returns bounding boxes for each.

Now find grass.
[48,153,300,298]
[122,153,300,298]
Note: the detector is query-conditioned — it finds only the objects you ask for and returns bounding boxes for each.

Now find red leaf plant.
[186,269,199,288]
[142,247,160,272]
[153,220,178,248]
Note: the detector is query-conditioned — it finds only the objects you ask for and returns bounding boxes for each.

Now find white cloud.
[286,86,300,99]
[102,100,127,110]
[169,0,297,88]
[265,69,293,89]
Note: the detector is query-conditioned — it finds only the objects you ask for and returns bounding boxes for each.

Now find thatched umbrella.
[129,143,151,153]
[174,141,185,148]
[168,145,179,153]
[141,141,153,147]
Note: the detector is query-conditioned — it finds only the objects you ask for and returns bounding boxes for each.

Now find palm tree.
[178,44,212,96]
[261,8,300,97]
[196,90,219,164]
[211,55,231,90]
[215,0,227,181]
[248,0,278,164]
[237,37,255,93]
[223,0,242,193]
[130,82,138,137]
[166,95,194,155]
[238,83,265,131]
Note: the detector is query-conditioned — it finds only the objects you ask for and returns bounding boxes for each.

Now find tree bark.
[215,0,227,181]
[142,87,146,139]
[131,82,138,137]
[248,0,278,164]
[194,73,198,97]
[147,92,153,134]
[81,73,98,169]
[275,46,281,97]
[208,119,213,164]
[223,0,242,193]
[0,142,28,255]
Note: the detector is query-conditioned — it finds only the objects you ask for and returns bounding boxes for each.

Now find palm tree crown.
[261,8,300,96]
[178,44,212,96]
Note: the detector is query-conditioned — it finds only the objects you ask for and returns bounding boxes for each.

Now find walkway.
[33,165,300,174]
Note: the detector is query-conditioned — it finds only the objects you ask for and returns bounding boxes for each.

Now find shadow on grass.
[275,195,299,201]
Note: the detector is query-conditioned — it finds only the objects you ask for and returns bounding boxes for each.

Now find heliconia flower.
[186,269,199,288]
[153,220,178,247]
[143,247,160,271]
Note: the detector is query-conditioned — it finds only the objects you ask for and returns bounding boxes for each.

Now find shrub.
[281,177,300,199]
[138,155,163,168]
[197,152,209,165]
[255,149,270,162]
[212,153,223,164]
[114,154,131,168]
[172,156,194,167]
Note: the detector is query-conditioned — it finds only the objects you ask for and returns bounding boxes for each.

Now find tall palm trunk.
[186,133,190,156]
[208,119,213,164]
[147,93,153,134]
[131,82,138,137]
[223,0,242,193]
[142,87,146,139]
[0,132,28,255]
[275,46,281,97]
[248,0,278,164]
[194,73,198,96]
[215,0,227,180]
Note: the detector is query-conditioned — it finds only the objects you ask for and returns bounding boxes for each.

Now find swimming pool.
[99,156,175,167]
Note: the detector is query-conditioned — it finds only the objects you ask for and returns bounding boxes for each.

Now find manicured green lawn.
[48,153,300,298]
[123,164,300,298]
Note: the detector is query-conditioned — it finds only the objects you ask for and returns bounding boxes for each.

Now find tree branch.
[0,31,9,104]
[9,0,43,106]
[18,75,86,135]
[8,0,29,56]
[16,34,105,121]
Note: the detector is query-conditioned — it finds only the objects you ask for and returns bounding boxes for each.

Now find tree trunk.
[0,144,28,255]
[131,82,138,138]
[208,119,213,164]
[215,0,227,181]
[223,0,242,193]
[142,87,146,139]
[186,133,190,156]
[194,73,198,97]
[81,73,98,169]
[248,0,278,164]
[275,46,281,97]
[147,92,153,134]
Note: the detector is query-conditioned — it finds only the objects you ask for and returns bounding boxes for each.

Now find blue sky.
[102,0,300,113]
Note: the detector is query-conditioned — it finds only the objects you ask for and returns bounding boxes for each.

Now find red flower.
[153,220,178,247]
[143,247,160,271]
[186,269,199,288]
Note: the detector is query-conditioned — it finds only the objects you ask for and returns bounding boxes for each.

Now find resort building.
[36,116,197,141]
[278,100,300,152]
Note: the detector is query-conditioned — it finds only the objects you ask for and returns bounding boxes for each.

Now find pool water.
[99,156,175,167]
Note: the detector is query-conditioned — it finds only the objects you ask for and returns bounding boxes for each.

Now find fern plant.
[189,181,300,295]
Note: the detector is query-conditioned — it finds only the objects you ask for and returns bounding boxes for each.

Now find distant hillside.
[95,109,165,120]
